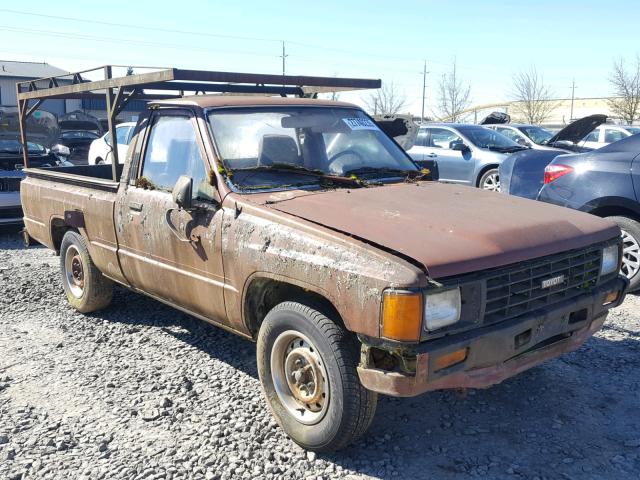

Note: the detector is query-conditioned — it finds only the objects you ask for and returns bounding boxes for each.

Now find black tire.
[59,231,113,313]
[478,168,500,191]
[96,157,104,165]
[257,301,377,452]
[606,216,640,291]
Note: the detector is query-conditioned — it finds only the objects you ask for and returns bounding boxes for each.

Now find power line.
[0,25,279,59]
[0,8,280,44]
[0,7,488,72]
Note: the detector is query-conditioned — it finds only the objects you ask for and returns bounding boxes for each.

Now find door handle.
[129,202,143,212]
[426,153,438,158]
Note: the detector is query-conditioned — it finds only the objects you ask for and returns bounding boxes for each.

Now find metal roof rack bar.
[16,65,381,180]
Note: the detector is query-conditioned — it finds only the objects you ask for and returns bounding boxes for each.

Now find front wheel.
[257,301,377,451]
[478,168,500,191]
[606,216,640,291]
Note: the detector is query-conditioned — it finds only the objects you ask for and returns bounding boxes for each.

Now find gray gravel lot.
[1,229,639,480]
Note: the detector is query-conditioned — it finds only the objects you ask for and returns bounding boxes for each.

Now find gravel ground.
[1,229,639,480]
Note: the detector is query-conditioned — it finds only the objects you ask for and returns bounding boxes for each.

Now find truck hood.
[262,182,618,278]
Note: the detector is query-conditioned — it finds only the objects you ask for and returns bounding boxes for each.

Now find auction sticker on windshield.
[343,118,378,130]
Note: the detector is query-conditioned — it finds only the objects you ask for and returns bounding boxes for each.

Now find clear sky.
[1,0,638,117]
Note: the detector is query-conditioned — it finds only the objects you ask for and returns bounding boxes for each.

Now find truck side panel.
[21,173,128,285]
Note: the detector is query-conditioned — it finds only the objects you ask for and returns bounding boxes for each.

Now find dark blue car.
[507,134,640,290]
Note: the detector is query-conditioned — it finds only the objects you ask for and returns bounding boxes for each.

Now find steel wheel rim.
[64,245,85,298]
[621,229,640,280]
[271,330,330,425]
[482,172,500,192]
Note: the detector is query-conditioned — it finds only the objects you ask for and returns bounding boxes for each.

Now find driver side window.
[139,113,214,201]
[428,128,462,149]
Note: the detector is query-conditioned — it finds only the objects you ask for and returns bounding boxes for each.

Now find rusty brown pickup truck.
[19,78,629,451]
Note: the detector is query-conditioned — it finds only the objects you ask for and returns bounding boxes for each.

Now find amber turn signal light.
[603,290,619,305]
[381,291,423,342]
[433,348,468,372]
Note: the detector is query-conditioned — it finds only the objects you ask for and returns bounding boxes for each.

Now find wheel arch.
[243,274,343,339]
[475,163,500,187]
[582,197,640,222]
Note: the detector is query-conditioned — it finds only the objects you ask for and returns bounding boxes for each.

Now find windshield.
[519,126,554,144]
[456,126,523,151]
[207,107,418,191]
[0,139,46,154]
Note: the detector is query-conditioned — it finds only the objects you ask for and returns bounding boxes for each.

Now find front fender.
[220,198,425,338]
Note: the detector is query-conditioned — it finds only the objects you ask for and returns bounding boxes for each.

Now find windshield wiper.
[342,166,420,179]
[232,163,364,188]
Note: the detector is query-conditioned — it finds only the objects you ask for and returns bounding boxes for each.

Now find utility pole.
[280,41,288,77]
[570,78,577,122]
[421,60,428,123]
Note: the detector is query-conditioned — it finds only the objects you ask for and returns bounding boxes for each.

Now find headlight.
[600,244,619,276]
[424,288,461,331]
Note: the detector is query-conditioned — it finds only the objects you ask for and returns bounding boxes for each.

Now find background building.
[0,60,81,115]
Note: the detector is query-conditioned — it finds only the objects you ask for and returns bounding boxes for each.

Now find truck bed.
[20,163,128,286]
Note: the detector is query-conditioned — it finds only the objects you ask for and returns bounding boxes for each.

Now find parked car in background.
[484,124,556,149]
[56,111,102,164]
[537,133,640,290]
[500,115,609,199]
[0,139,71,225]
[88,122,136,165]
[406,123,527,191]
[1,109,70,226]
[579,124,640,150]
[57,130,100,164]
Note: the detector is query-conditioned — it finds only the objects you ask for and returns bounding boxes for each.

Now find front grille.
[0,177,21,192]
[484,245,602,324]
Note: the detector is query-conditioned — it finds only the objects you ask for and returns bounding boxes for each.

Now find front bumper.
[358,276,628,397]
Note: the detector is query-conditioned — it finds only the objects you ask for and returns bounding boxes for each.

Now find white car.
[88,122,136,165]
[579,124,640,149]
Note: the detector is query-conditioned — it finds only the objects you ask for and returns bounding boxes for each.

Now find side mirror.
[450,141,468,152]
[516,138,530,147]
[172,175,193,210]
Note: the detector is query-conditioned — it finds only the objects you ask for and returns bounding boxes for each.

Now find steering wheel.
[327,149,366,173]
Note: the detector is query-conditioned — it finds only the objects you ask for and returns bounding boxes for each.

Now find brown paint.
[19,95,626,398]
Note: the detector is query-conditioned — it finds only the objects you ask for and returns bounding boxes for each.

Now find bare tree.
[607,55,640,124]
[511,67,557,124]
[126,66,134,76]
[363,81,407,115]
[437,60,471,122]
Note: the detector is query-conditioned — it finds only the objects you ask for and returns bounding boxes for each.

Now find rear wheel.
[606,216,640,291]
[60,231,113,312]
[479,168,500,191]
[257,301,377,451]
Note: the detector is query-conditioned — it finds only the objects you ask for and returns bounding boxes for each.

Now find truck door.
[115,109,227,324]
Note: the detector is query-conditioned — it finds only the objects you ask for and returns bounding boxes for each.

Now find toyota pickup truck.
[19,81,628,452]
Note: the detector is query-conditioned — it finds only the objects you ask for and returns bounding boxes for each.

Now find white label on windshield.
[343,117,378,130]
